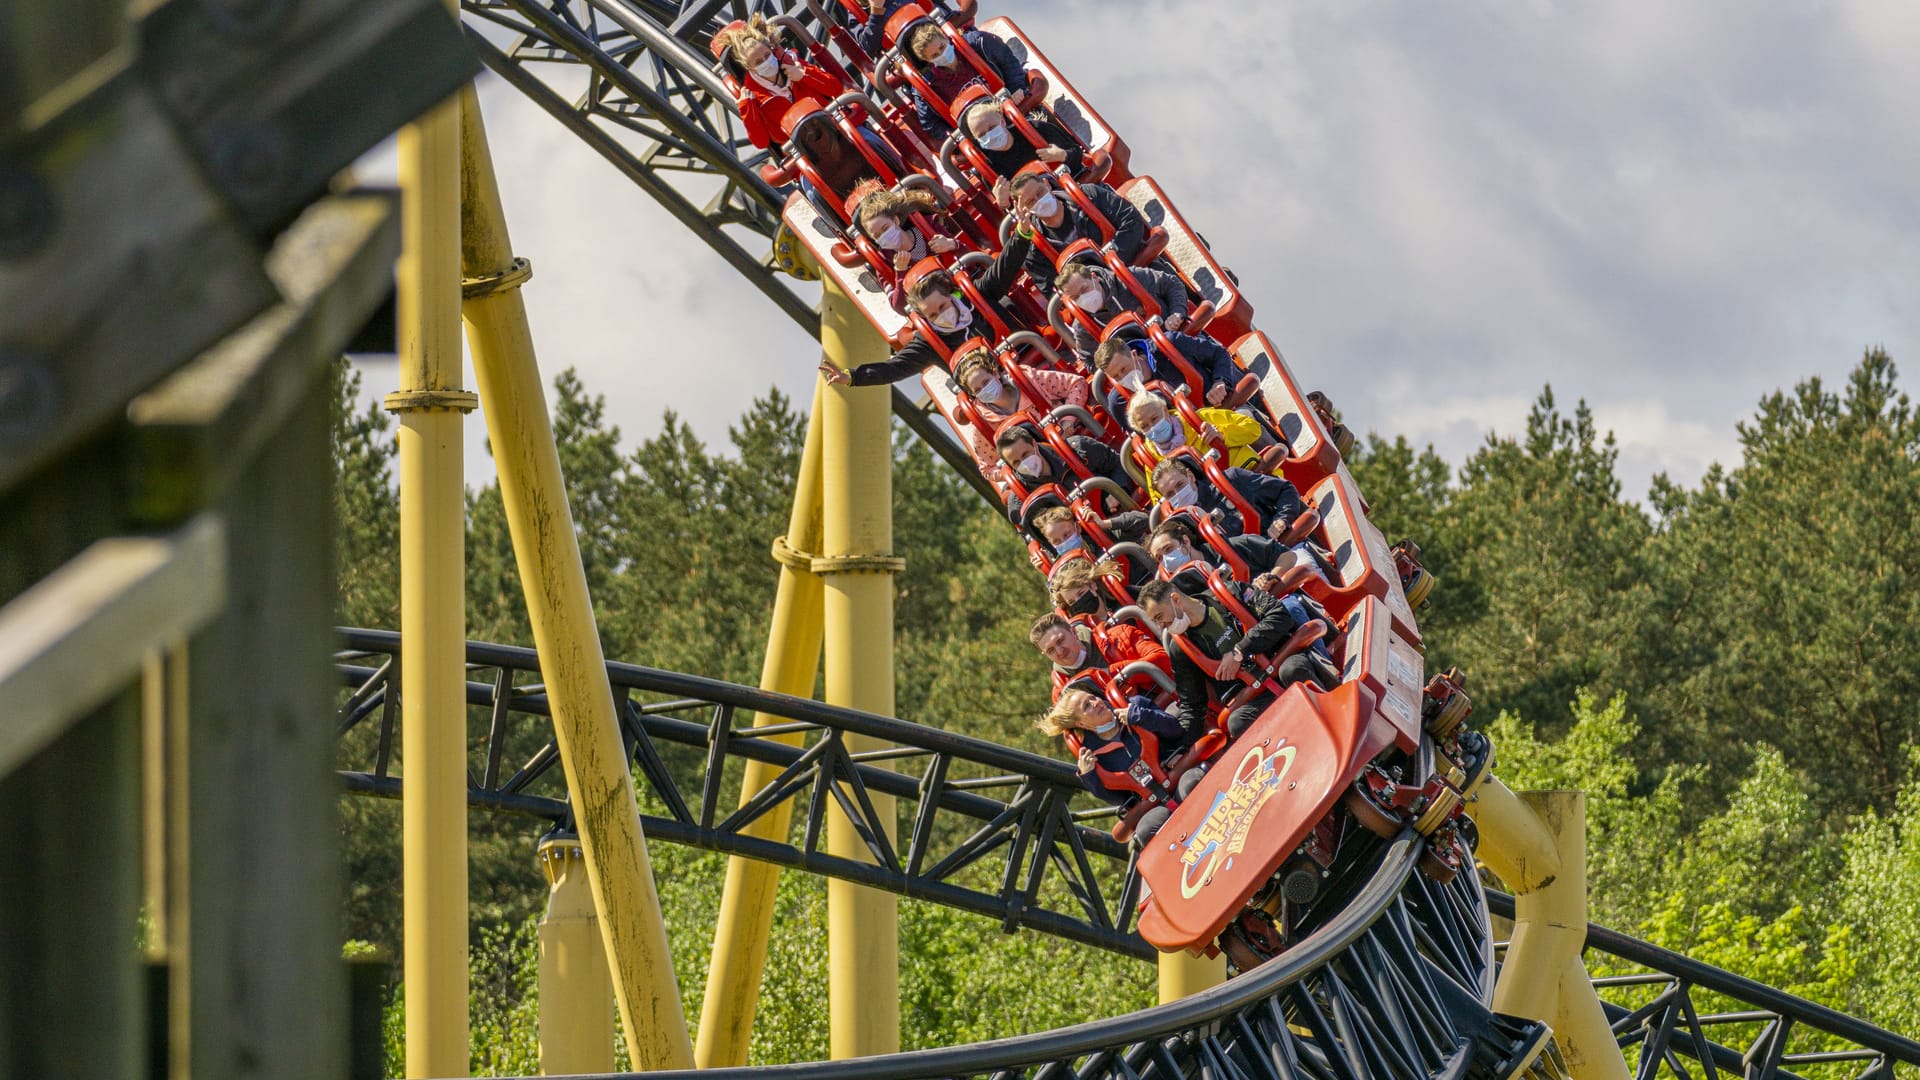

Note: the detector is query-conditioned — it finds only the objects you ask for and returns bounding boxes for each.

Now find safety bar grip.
[1115,660,1175,696]
[1070,474,1138,513]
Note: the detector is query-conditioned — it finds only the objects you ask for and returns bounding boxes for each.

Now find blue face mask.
[1159,547,1193,572]
[1147,417,1176,446]
[933,42,957,68]
[1090,717,1120,740]
[1054,534,1084,554]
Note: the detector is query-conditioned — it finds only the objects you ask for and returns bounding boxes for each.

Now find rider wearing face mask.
[901,19,1038,141]
[957,99,1084,207]
[850,183,961,310]
[1148,457,1308,539]
[952,349,1094,473]
[716,16,845,151]
[1137,578,1335,740]
[998,424,1128,522]
[819,218,1035,388]
[1126,393,1265,477]
[992,427,1135,537]
[1148,516,1292,590]
[1036,688,1199,845]
[1009,167,1154,267]
[1051,259,1191,365]
[1092,333,1253,419]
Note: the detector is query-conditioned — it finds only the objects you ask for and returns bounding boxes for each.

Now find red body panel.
[1136,680,1376,952]
[1228,331,1341,491]
[977,18,1132,180]
[1114,177,1251,342]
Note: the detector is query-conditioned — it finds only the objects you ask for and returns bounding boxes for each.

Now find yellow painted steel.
[1157,950,1225,1003]
[537,837,616,1075]
[388,83,473,1079]
[1467,785,1628,1080]
[695,380,827,1068]
[819,280,902,1058]
[456,87,695,1070]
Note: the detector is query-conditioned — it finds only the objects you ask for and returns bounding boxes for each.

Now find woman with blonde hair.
[714,16,842,150]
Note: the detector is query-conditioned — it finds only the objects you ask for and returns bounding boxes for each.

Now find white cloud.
[354,1,1920,505]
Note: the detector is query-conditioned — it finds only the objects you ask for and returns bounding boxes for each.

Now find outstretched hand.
[818,361,851,386]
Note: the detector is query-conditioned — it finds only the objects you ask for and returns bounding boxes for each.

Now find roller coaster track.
[333,631,1920,1078]
[336,1,1920,1075]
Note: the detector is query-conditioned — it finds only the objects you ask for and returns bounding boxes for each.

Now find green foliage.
[332,350,1920,1070]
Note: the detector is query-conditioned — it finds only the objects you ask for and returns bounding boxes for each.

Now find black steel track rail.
[533,838,1564,1080]
[1488,893,1920,1078]
[457,0,999,505]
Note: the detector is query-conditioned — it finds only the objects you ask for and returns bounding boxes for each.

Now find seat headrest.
[884,4,936,50]
[777,97,829,139]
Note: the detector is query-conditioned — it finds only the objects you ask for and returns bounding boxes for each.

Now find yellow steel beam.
[1467,785,1628,1080]
[695,379,828,1068]
[819,280,903,1058]
[456,87,694,1070]
[386,80,474,1078]
[1157,950,1225,1003]
[537,837,616,1075]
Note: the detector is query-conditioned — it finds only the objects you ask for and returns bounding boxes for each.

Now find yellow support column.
[819,280,903,1059]
[537,836,616,1075]
[1466,784,1628,1080]
[695,380,827,1068]
[457,87,694,1070]
[386,80,474,1079]
[1157,951,1225,1003]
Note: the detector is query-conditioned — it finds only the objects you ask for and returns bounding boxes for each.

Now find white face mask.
[752,55,781,80]
[932,42,957,68]
[975,377,1004,402]
[928,298,972,334]
[1015,453,1045,478]
[1070,285,1105,312]
[875,223,908,251]
[1033,193,1060,218]
[977,126,1012,151]
[1119,371,1145,393]
[1164,608,1193,636]
[1164,484,1198,509]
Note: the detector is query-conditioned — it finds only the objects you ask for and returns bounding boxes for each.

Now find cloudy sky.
[355,1,1920,502]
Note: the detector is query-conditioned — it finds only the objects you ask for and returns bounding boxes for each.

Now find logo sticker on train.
[1180,740,1299,898]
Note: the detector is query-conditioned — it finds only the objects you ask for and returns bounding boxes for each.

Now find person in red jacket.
[715,17,844,150]
[1029,611,1171,702]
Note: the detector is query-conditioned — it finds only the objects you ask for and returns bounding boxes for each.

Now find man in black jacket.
[995,425,1133,534]
[1009,169,1148,276]
[1149,457,1308,539]
[1137,578,1333,739]
[819,223,1036,388]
